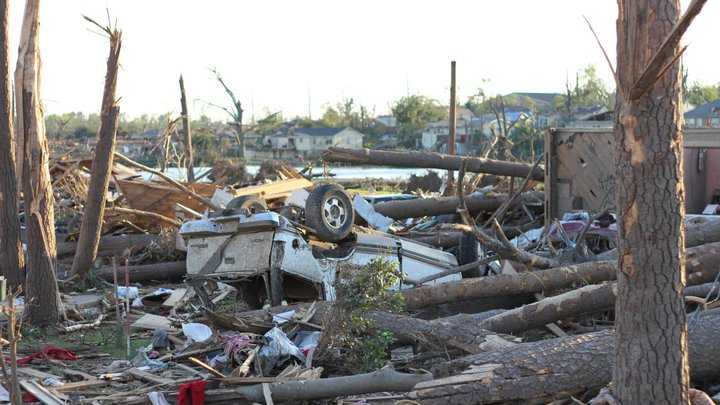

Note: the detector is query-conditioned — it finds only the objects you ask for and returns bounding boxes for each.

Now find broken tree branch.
[628,0,708,100]
[456,159,559,269]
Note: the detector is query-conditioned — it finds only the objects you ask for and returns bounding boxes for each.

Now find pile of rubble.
[10,147,720,404]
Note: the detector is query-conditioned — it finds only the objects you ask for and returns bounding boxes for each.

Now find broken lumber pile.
[322,147,544,180]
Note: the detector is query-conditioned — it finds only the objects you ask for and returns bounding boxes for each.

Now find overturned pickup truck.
[179,185,475,308]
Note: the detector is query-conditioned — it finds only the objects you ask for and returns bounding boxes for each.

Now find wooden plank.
[232,178,313,200]
[414,364,501,390]
[128,367,173,385]
[55,379,109,392]
[161,288,188,308]
[189,356,226,378]
[18,380,66,405]
[17,367,61,380]
[131,313,174,331]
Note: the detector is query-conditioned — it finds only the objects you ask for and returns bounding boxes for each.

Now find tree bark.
[416,309,720,404]
[373,191,541,220]
[402,261,617,310]
[17,0,62,326]
[179,75,194,183]
[57,233,160,258]
[613,1,704,402]
[71,28,121,277]
[93,261,186,283]
[479,283,617,335]
[231,367,431,403]
[322,147,544,180]
[403,240,720,310]
[0,0,24,288]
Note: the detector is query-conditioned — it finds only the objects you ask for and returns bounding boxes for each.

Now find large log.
[322,147,544,180]
[374,191,542,220]
[593,216,720,261]
[402,261,617,310]
[404,241,720,310]
[230,367,431,403]
[479,283,616,335]
[414,309,720,404]
[93,261,186,283]
[57,234,161,258]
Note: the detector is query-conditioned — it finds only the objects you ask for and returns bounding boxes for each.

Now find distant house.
[508,92,562,111]
[421,119,473,153]
[293,127,364,158]
[685,100,720,128]
[373,115,397,129]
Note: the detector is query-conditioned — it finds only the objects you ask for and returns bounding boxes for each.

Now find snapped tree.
[611,0,707,403]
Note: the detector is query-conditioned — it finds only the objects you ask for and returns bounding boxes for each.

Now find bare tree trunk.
[71,25,122,277]
[612,1,708,403]
[0,0,24,288]
[17,0,61,326]
[179,75,194,182]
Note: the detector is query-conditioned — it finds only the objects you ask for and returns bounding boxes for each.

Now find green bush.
[318,258,404,373]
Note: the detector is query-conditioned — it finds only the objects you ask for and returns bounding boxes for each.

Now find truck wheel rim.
[323,197,347,229]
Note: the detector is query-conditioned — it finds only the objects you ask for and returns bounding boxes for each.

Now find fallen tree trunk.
[234,366,431,403]
[368,311,508,354]
[594,216,720,262]
[57,234,161,258]
[94,261,186,283]
[479,283,616,335]
[402,261,617,310]
[415,309,720,404]
[405,241,720,310]
[473,241,720,335]
[374,193,507,220]
[322,147,544,180]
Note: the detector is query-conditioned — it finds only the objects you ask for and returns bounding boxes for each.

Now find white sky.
[8,0,719,121]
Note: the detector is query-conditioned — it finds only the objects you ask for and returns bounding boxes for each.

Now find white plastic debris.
[148,391,171,405]
[286,189,310,209]
[352,194,393,232]
[272,310,296,324]
[0,384,8,402]
[182,322,213,343]
[116,286,140,300]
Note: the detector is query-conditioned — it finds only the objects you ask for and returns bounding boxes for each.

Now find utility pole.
[447,61,457,192]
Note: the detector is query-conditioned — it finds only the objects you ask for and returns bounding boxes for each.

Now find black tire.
[458,232,481,278]
[226,195,268,214]
[305,184,354,242]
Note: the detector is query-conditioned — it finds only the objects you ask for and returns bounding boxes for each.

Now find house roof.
[509,92,562,105]
[294,127,346,136]
[685,99,720,119]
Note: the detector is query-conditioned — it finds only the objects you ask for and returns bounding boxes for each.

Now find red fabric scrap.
[177,380,206,405]
[17,345,78,365]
